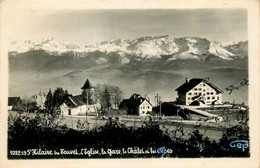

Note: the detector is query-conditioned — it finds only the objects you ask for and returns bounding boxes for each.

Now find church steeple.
[81,78,94,105]
[81,79,93,90]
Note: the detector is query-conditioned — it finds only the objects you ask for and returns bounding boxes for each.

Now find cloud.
[5,9,247,45]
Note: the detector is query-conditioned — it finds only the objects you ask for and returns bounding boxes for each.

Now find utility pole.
[154,94,161,120]
[159,96,161,118]
[154,94,159,106]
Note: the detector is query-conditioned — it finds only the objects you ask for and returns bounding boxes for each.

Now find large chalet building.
[175,78,223,106]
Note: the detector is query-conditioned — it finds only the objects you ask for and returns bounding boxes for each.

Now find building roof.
[81,79,93,89]
[139,98,153,107]
[129,93,142,100]
[119,93,152,109]
[175,78,223,93]
[68,95,86,106]
[8,97,21,106]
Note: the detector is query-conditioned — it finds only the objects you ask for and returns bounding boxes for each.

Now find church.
[59,79,100,116]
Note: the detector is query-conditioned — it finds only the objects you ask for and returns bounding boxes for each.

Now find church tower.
[81,79,94,105]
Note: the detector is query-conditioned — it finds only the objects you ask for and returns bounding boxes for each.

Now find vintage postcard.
[0,0,259,167]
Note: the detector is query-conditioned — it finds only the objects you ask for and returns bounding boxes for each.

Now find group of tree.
[12,84,123,115]
[44,87,69,115]
[94,84,123,110]
[11,98,38,112]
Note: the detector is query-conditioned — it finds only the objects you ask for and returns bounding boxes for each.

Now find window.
[199,93,201,95]
[216,93,219,95]
[203,89,205,92]
[211,92,213,95]
[203,94,205,96]
[194,88,197,91]
[212,96,215,99]
[188,97,190,100]
[147,106,150,109]
[194,93,197,95]
[203,84,206,86]
[142,111,145,114]
[217,96,219,100]
[188,93,192,95]
[207,97,210,100]
[207,92,209,95]
[198,88,202,91]
[143,106,145,109]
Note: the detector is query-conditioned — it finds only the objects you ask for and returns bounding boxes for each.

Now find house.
[59,95,99,116]
[119,93,153,116]
[175,78,223,106]
[8,97,21,110]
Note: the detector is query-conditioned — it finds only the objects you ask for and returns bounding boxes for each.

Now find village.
[8,77,249,134]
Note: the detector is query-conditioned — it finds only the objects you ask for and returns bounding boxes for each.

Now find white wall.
[60,103,82,116]
[138,100,152,116]
[60,103,99,116]
[185,81,222,105]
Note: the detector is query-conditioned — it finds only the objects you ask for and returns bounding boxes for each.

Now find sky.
[5,7,249,103]
[6,9,247,45]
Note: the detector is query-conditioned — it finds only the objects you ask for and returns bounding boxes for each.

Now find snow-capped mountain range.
[8,35,248,104]
[9,35,247,61]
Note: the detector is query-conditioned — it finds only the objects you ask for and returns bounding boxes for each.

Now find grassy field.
[8,111,228,141]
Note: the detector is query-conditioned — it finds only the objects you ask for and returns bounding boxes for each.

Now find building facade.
[139,99,153,116]
[119,93,153,116]
[59,95,99,116]
[175,78,223,106]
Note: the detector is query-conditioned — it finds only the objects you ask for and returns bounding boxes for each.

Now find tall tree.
[93,84,123,110]
[44,87,68,115]
[44,89,53,111]
[52,87,68,107]
[110,86,123,109]
[102,86,111,110]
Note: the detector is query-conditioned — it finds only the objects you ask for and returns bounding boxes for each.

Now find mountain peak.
[9,35,247,61]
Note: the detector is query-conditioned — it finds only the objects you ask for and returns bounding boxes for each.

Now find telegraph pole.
[155,94,161,120]
[159,96,161,118]
[154,94,159,106]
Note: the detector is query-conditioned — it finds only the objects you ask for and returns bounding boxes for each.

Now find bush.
[8,113,249,158]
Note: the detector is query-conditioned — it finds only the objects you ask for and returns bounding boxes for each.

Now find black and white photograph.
[0,1,259,167]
